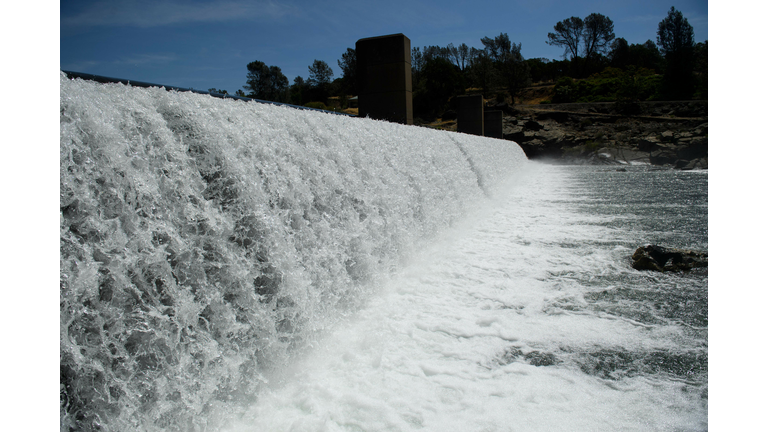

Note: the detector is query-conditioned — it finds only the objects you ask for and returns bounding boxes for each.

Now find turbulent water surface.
[60,73,707,431]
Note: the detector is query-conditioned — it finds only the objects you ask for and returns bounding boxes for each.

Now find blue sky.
[60,0,708,95]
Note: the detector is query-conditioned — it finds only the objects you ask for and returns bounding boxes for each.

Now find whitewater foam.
[60,72,527,430]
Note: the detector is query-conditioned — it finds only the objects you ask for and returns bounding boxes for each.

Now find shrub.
[552,67,662,103]
[304,101,329,110]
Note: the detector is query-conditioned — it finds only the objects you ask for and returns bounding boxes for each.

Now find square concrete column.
[356,34,413,125]
[484,110,503,139]
[457,94,484,136]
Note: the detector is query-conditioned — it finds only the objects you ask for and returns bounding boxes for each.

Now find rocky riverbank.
[497,100,707,169]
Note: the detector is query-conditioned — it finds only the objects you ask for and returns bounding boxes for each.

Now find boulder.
[631,245,707,272]
[523,120,544,131]
[635,136,660,152]
[677,138,708,161]
[649,150,677,166]
[660,130,676,142]
[680,158,708,170]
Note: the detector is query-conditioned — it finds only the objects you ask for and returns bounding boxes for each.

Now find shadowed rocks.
[631,245,707,272]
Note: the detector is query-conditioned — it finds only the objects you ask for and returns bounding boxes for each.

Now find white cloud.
[62,0,298,28]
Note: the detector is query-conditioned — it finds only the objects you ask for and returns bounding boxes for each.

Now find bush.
[304,101,330,110]
[552,77,576,103]
[551,67,661,103]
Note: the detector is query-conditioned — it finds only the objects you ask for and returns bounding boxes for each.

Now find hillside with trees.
[231,6,705,125]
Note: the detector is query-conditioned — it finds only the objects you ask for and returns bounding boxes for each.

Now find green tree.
[692,41,708,99]
[481,33,513,63]
[477,33,530,101]
[207,88,228,94]
[547,17,584,60]
[609,38,630,69]
[583,13,615,61]
[289,76,308,106]
[656,7,695,58]
[308,59,333,88]
[243,61,289,102]
[456,43,470,71]
[337,48,357,95]
[468,52,499,95]
[500,42,530,103]
[413,56,462,121]
[307,59,334,102]
[656,6,695,99]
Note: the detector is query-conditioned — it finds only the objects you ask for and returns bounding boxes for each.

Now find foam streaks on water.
[226,163,707,432]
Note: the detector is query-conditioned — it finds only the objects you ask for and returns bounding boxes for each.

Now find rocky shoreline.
[496,100,707,169]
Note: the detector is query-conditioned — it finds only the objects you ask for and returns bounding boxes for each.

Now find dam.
[60,72,707,431]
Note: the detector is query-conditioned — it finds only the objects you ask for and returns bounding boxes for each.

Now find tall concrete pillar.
[484,110,503,139]
[456,94,484,136]
[356,33,413,125]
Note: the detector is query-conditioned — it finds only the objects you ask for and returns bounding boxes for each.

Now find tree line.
[220,6,705,121]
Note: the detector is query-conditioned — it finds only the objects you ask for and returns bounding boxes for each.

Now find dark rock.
[536,111,570,123]
[631,245,707,272]
[680,158,707,170]
[442,110,457,120]
[525,351,559,366]
[649,150,677,166]
[635,136,660,152]
[677,138,708,161]
[660,130,675,142]
[523,120,544,131]
[507,101,707,166]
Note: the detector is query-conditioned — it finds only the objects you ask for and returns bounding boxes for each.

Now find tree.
[289,76,308,106]
[413,57,462,121]
[547,17,584,60]
[476,33,530,101]
[631,40,664,73]
[456,43,470,71]
[337,48,356,95]
[208,88,228,94]
[481,33,513,63]
[692,41,707,99]
[609,38,630,69]
[500,42,530,102]
[656,7,695,58]
[308,59,334,88]
[307,60,334,102]
[656,7,695,99]
[583,13,615,61]
[467,52,499,96]
[243,61,289,102]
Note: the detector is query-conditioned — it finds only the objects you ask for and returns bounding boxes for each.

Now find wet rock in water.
[631,245,707,272]
[524,350,559,366]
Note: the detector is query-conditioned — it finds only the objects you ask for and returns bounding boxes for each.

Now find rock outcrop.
[631,245,708,272]
[499,101,707,168]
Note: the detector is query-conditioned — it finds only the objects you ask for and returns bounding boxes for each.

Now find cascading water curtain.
[60,72,527,431]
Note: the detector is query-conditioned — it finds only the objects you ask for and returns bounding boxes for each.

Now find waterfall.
[59,72,527,431]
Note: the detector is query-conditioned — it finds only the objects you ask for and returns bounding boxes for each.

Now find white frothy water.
[60,72,525,431]
[60,72,705,431]
[227,164,706,432]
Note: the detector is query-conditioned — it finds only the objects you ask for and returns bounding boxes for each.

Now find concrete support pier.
[356,33,413,125]
[456,94,484,136]
[484,110,503,139]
